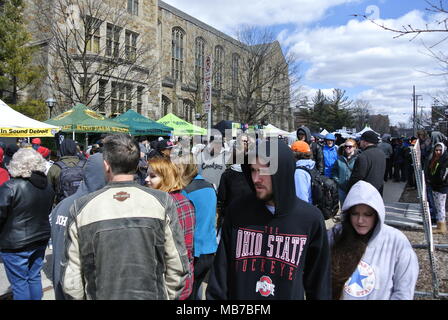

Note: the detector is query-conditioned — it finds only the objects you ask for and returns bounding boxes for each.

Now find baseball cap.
[32,138,41,145]
[158,139,174,150]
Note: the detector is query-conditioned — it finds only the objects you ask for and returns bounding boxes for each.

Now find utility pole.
[412,86,422,135]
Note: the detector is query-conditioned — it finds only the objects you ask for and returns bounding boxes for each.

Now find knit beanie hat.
[291,141,311,153]
[360,131,379,144]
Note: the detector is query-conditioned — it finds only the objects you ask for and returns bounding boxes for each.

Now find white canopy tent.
[0,99,60,137]
[355,125,379,137]
[320,129,329,136]
[263,124,293,137]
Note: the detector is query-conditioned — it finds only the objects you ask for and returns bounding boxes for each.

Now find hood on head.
[80,153,106,194]
[60,139,77,157]
[434,142,446,155]
[341,180,384,241]
[242,139,299,216]
[296,126,311,144]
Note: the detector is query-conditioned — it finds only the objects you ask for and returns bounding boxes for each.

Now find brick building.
[24,0,293,130]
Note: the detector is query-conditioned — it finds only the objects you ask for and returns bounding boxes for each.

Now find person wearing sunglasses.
[332,138,359,206]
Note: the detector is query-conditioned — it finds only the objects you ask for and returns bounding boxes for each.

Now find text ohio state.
[234,228,308,280]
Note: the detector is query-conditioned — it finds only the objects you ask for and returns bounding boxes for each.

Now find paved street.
[0,179,417,300]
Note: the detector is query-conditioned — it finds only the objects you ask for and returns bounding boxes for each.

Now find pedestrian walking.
[291,140,315,204]
[392,138,405,182]
[49,153,106,300]
[296,126,324,174]
[206,139,331,300]
[177,155,218,300]
[425,142,448,234]
[47,138,85,203]
[0,148,55,300]
[348,131,386,195]
[323,133,338,178]
[329,180,419,300]
[61,134,189,299]
[378,137,393,182]
[332,138,359,206]
[147,156,195,300]
[196,135,229,190]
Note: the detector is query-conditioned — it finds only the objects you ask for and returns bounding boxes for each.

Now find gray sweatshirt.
[328,180,419,300]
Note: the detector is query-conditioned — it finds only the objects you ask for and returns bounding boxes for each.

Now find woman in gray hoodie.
[328,180,419,300]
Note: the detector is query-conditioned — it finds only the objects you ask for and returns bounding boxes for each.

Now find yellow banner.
[60,125,129,133]
[0,127,60,137]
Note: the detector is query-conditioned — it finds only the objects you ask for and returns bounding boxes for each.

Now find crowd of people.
[0,124,445,300]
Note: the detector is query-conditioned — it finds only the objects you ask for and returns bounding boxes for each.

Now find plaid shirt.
[170,191,195,300]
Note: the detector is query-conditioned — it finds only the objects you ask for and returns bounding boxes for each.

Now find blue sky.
[164,0,448,126]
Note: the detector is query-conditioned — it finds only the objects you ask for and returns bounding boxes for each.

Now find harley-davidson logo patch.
[113,191,130,202]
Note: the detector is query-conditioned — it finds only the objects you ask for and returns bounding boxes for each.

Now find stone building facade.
[24,0,293,130]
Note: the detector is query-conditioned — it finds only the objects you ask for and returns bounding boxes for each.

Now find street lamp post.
[45,98,56,119]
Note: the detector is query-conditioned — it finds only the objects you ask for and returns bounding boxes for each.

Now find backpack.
[296,165,339,220]
[55,160,87,202]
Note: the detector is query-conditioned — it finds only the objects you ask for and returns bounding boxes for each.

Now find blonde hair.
[148,157,184,192]
[7,148,46,178]
[177,154,199,188]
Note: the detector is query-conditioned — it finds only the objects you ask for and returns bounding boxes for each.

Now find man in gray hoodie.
[49,153,106,300]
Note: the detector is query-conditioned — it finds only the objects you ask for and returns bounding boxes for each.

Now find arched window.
[232,53,240,94]
[214,45,224,90]
[195,37,205,84]
[172,27,184,82]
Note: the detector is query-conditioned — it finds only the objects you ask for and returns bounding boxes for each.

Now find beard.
[255,187,274,203]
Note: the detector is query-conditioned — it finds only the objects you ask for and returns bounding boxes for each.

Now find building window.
[171,27,184,82]
[232,53,239,94]
[127,0,138,15]
[195,37,205,84]
[111,82,118,114]
[106,24,121,58]
[125,30,138,61]
[125,84,133,111]
[98,79,107,113]
[214,46,224,90]
[86,16,101,54]
[137,86,143,114]
[79,77,92,100]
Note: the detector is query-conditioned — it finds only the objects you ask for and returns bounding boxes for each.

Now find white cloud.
[285,10,448,125]
[162,1,448,127]
[162,0,359,33]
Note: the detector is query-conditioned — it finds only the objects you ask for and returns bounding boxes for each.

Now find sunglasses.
[345,145,354,149]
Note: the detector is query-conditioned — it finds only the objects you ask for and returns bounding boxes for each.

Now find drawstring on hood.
[242,139,299,216]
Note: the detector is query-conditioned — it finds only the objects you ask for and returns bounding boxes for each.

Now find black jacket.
[348,145,386,193]
[206,139,331,300]
[217,165,252,211]
[0,171,55,251]
[425,150,448,193]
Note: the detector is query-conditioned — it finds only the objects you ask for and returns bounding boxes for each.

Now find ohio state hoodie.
[206,140,331,300]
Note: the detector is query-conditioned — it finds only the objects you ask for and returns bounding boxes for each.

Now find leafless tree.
[226,26,301,125]
[351,99,372,131]
[31,0,159,115]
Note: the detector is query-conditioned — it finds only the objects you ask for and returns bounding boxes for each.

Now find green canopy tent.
[156,113,206,136]
[46,103,129,136]
[45,104,129,147]
[112,109,173,136]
